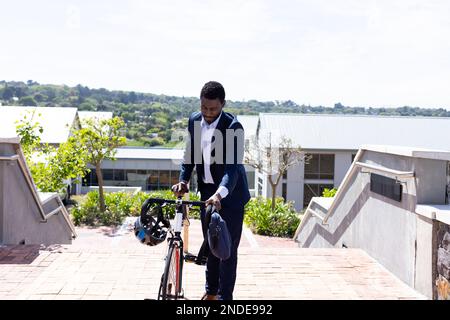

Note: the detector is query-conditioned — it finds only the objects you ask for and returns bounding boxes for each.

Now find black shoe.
[201,293,218,300]
[195,255,208,266]
[184,253,197,263]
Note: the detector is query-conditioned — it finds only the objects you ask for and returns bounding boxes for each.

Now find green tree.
[2,85,14,101]
[73,116,127,212]
[246,135,307,211]
[15,111,45,163]
[18,96,37,106]
[141,136,164,146]
[15,111,89,192]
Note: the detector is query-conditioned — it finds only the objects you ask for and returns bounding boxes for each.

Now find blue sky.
[1,0,450,109]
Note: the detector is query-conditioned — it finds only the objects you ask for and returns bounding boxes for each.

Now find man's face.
[201,97,223,124]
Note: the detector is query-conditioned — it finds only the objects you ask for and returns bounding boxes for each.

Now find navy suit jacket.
[180,111,251,209]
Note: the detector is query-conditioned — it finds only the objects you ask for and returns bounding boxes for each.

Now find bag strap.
[194,204,215,265]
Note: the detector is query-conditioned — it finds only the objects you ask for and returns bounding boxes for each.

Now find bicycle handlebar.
[145,197,206,208]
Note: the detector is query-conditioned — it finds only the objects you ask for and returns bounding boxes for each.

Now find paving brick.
[0,220,427,300]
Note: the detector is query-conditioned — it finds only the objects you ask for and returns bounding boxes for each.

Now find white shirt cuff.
[216,186,229,199]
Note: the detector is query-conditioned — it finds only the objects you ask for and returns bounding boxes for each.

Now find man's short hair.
[200,81,225,104]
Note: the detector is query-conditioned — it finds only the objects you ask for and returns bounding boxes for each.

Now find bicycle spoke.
[161,244,182,300]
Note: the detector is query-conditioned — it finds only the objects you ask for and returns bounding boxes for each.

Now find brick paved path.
[0,219,425,300]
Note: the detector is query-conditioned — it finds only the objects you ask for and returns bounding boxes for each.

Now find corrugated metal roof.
[259,113,450,151]
[114,147,184,160]
[236,115,258,138]
[0,106,78,144]
[78,111,113,124]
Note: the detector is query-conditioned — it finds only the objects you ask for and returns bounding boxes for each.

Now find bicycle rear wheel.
[158,243,183,300]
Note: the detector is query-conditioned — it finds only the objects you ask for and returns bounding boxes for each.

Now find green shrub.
[244,197,301,238]
[70,190,200,226]
[71,191,99,226]
[322,188,337,197]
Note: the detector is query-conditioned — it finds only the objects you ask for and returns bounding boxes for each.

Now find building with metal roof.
[82,147,187,193]
[236,115,259,140]
[0,106,79,145]
[81,115,259,195]
[78,111,113,124]
[258,113,450,150]
[254,113,450,211]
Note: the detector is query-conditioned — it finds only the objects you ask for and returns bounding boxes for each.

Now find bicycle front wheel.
[158,243,183,300]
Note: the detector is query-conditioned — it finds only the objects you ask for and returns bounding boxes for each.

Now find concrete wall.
[296,150,450,297]
[361,150,447,204]
[0,162,4,242]
[296,201,329,247]
[0,157,73,245]
[415,158,447,204]
[415,215,435,298]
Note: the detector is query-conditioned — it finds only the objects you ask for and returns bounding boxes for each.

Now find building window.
[282,170,287,179]
[83,169,98,186]
[171,171,180,186]
[247,171,255,190]
[257,177,263,196]
[102,169,114,181]
[126,169,147,188]
[282,183,287,201]
[114,169,125,181]
[303,183,334,208]
[304,154,334,180]
[370,173,402,202]
[82,169,94,186]
[351,153,357,163]
[159,171,170,189]
[82,169,184,191]
[144,170,156,190]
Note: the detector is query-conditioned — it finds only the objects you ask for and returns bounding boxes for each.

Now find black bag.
[207,211,231,261]
[195,205,232,264]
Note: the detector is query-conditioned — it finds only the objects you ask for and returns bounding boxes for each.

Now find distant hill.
[1,80,449,146]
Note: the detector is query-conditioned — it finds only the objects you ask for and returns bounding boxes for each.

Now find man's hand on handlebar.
[205,193,222,211]
[171,181,189,197]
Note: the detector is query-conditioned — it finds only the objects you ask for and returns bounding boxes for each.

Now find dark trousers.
[200,184,244,300]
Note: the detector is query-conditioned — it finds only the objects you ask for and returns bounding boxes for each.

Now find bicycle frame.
[150,197,205,300]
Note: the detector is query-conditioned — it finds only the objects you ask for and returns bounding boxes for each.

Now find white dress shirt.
[200,112,229,199]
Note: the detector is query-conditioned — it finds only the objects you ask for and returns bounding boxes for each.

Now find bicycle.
[139,196,212,300]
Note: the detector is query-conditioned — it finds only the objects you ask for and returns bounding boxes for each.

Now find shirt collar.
[201,111,223,129]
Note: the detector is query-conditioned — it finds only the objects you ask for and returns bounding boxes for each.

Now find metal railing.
[294,148,417,239]
[0,149,77,238]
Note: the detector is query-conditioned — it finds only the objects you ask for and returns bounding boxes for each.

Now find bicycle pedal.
[195,256,208,266]
[184,253,197,263]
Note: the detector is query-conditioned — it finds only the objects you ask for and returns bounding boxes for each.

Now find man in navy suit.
[172,81,251,300]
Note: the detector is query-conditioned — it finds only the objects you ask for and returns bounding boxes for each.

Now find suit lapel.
[194,111,232,185]
[215,111,230,132]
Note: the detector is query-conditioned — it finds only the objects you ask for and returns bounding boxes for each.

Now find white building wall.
[256,170,268,198]
[287,160,305,211]
[334,152,354,187]
[262,150,357,211]
[102,158,180,171]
